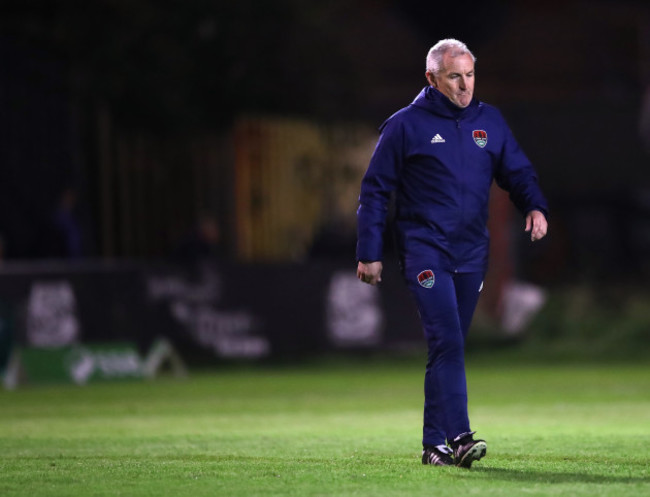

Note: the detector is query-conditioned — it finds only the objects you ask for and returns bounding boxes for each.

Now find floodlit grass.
[1,357,649,496]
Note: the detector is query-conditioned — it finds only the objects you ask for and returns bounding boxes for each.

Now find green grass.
[1,357,649,496]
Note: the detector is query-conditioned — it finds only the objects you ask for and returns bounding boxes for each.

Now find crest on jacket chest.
[472,130,488,148]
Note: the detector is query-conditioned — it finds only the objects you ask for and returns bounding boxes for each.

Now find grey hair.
[426,39,476,75]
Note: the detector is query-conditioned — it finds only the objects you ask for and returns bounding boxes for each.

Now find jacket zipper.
[455,118,464,273]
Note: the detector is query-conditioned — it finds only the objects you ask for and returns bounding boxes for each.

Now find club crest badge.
[473,130,488,148]
[417,270,435,288]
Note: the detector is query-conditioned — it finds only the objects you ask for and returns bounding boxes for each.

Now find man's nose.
[459,77,468,89]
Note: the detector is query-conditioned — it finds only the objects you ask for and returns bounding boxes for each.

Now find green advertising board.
[3,339,186,389]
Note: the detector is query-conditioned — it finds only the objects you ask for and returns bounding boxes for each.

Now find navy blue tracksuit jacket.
[356,86,548,447]
[357,85,548,271]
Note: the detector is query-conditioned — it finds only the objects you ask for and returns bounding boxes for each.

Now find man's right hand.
[357,261,383,285]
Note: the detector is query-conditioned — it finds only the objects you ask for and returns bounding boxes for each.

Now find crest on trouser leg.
[417,270,435,288]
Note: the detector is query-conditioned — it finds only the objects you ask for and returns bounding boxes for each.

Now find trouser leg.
[407,266,483,446]
[454,272,484,342]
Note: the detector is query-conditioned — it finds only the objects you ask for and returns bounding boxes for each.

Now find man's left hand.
[525,210,548,242]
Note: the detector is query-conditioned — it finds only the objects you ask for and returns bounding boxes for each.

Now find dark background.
[1,0,649,286]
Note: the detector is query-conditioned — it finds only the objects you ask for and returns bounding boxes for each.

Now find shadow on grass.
[473,466,650,485]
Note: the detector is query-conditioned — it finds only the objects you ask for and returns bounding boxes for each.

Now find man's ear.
[425,70,437,87]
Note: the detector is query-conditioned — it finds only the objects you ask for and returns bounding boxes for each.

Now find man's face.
[426,52,475,108]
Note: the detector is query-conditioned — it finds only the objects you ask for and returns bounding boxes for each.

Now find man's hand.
[525,210,548,242]
[357,261,383,285]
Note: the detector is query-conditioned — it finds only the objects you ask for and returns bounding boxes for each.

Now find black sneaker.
[421,444,454,466]
[450,431,487,468]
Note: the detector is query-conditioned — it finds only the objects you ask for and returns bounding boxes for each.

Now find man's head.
[425,39,476,108]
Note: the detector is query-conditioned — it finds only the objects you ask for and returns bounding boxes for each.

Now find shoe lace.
[451,431,476,445]
[435,444,453,455]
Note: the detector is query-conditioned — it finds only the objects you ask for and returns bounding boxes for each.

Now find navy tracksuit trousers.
[405,264,484,447]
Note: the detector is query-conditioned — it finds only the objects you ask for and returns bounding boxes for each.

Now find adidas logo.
[430,134,446,144]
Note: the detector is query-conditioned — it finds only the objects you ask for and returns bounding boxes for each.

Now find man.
[356,39,548,468]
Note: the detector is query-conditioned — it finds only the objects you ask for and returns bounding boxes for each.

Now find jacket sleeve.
[356,117,404,262]
[494,116,549,219]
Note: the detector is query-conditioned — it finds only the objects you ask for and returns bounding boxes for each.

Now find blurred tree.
[0,1,403,130]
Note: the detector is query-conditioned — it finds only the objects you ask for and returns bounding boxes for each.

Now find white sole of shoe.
[457,441,487,468]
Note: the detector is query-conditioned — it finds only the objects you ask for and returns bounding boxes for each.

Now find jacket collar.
[410,86,480,119]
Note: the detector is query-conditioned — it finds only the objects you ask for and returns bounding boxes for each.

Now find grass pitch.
[1,356,649,496]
